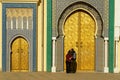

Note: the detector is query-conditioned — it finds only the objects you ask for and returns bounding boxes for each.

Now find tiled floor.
[0,72,120,80]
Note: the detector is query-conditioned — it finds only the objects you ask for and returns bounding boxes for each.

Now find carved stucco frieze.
[6,8,32,17]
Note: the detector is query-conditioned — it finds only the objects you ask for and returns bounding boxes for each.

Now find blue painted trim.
[2,3,37,72]
[2,5,6,72]
[32,4,37,72]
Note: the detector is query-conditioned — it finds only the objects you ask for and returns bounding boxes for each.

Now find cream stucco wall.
[0,2,2,71]
[37,0,47,71]
[44,0,47,71]
[37,1,44,71]
[38,2,42,71]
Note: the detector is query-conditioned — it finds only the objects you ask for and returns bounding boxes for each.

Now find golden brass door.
[64,10,95,71]
[11,37,29,72]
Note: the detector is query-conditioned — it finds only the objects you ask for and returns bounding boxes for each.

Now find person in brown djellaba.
[66,50,73,73]
[70,48,77,73]
[66,48,77,73]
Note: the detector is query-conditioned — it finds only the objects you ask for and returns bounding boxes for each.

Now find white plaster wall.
[115,0,120,73]
[0,2,2,71]
[115,0,120,26]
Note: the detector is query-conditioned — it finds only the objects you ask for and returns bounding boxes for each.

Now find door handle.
[76,42,78,47]
[76,42,83,47]
[80,42,83,48]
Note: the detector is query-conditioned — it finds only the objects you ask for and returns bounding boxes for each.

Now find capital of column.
[52,37,56,40]
[115,38,119,41]
[104,37,108,41]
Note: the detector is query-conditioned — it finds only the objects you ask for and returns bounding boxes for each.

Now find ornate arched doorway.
[10,37,29,72]
[64,10,96,71]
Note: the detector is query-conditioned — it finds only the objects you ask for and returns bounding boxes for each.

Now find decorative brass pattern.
[64,12,79,70]
[80,12,95,70]
[20,38,29,70]
[11,37,29,72]
[64,11,95,71]
[11,38,19,71]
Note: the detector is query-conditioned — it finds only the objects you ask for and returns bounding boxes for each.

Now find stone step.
[0,72,120,80]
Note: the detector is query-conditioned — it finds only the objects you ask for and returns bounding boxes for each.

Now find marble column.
[114,26,120,73]
[52,37,56,72]
[114,40,119,73]
[104,37,109,73]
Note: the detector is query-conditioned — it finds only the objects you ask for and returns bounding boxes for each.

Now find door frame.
[56,2,103,72]
[10,36,29,72]
[63,9,96,71]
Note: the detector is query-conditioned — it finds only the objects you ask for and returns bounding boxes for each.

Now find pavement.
[0,72,120,80]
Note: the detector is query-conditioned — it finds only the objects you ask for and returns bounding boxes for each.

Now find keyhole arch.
[10,36,29,72]
[63,9,96,71]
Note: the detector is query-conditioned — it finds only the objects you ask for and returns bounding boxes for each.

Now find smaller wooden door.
[11,37,29,72]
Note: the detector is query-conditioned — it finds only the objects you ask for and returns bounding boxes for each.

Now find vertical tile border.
[47,0,52,72]
[108,0,114,73]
